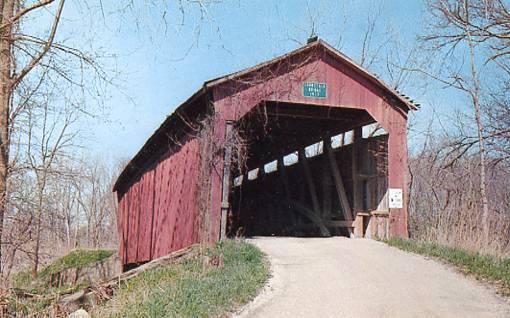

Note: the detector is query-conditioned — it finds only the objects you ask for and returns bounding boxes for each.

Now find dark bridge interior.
[227,101,389,238]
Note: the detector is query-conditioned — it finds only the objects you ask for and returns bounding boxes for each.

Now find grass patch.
[95,239,268,318]
[6,248,115,316]
[12,248,115,290]
[385,237,510,295]
[38,249,115,279]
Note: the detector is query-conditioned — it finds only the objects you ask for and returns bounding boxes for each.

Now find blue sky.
[52,0,466,163]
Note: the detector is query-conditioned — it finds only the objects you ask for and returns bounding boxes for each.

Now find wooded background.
[0,0,508,283]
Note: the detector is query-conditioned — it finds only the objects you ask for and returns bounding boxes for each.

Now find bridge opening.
[227,101,390,238]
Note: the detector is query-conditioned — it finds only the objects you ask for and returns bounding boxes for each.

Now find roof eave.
[317,40,419,111]
[113,85,208,192]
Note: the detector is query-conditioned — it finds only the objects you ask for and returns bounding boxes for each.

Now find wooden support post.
[298,149,321,216]
[325,141,353,222]
[352,126,363,237]
[278,158,297,228]
[259,165,266,182]
[278,158,291,200]
[322,165,332,221]
[352,127,362,214]
[219,121,234,241]
[278,156,298,226]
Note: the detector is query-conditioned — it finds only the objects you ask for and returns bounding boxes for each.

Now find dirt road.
[235,237,510,318]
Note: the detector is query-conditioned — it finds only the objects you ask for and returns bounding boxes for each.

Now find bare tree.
[25,99,76,276]
[414,0,507,243]
[425,0,510,71]
[408,125,510,254]
[485,81,510,163]
[0,0,106,274]
[75,161,116,248]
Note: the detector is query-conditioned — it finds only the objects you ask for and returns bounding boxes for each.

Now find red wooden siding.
[117,138,201,264]
[137,169,154,261]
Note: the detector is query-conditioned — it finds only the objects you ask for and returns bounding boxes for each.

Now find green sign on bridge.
[303,82,327,98]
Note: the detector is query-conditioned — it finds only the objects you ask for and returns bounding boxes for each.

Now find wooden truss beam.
[219,121,234,241]
[298,149,322,221]
[325,141,353,222]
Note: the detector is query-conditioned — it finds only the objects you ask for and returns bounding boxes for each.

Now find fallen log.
[59,244,198,313]
[101,245,196,289]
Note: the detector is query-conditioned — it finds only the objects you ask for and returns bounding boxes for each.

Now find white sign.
[388,188,403,209]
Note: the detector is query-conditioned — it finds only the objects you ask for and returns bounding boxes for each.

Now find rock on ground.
[68,309,90,318]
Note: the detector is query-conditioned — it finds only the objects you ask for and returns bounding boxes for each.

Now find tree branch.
[12,0,65,87]
[0,0,55,30]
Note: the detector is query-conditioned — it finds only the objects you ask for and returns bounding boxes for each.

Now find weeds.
[385,237,510,295]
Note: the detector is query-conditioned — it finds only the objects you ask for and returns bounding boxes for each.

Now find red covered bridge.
[113,38,418,268]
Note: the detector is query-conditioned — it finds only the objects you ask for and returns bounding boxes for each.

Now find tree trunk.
[464,0,490,244]
[473,95,490,244]
[0,0,15,275]
[32,183,45,277]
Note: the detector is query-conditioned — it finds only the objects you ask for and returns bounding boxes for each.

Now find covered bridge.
[113,38,418,268]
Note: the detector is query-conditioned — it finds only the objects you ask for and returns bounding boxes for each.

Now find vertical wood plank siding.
[117,138,200,264]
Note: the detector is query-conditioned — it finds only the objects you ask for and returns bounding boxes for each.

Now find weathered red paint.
[115,39,415,265]
[117,138,201,264]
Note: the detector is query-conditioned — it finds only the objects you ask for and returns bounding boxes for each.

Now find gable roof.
[205,38,419,110]
[113,38,418,192]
